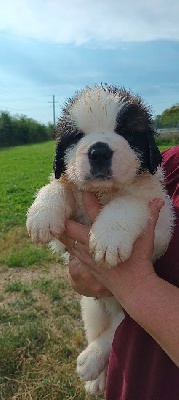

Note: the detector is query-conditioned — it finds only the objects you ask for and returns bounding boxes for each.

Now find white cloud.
[0,0,179,44]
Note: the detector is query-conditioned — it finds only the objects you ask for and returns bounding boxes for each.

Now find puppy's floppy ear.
[53,127,84,179]
[116,101,162,174]
[53,140,66,179]
[147,129,162,174]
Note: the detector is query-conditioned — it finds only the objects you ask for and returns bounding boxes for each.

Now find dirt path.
[0,263,68,289]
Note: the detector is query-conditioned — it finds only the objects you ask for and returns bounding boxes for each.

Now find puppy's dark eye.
[75,130,84,139]
[70,129,84,139]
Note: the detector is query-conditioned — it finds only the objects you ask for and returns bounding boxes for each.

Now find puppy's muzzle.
[88,142,113,179]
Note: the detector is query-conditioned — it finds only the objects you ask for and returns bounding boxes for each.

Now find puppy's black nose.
[88,142,113,165]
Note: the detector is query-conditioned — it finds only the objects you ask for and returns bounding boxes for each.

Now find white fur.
[26,87,174,396]
[26,180,75,243]
[85,369,107,396]
[70,86,125,134]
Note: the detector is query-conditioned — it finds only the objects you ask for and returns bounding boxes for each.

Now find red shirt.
[106,146,179,400]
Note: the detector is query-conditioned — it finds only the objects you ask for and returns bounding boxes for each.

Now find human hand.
[67,256,112,297]
[59,193,112,297]
[59,193,164,305]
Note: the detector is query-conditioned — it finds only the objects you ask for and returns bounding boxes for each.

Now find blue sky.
[0,0,179,124]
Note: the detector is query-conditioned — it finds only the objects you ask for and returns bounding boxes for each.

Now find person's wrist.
[116,270,159,313]
[110,262,157,309]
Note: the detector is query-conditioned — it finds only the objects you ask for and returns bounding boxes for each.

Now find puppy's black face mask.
[115,103,162,174]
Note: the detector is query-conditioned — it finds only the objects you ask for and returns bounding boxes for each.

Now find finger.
[82,192,102,222]
[57,233,75,250]
[68,257,113,297]
[68,256,94,280]
[144,198,164,242]
[65,220,90,244]
[72,244,95,266]
[59,232,88,254]
[148,198,165,231]
[68,256,86,277]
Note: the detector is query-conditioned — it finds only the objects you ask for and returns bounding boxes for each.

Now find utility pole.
[48,95,58,126]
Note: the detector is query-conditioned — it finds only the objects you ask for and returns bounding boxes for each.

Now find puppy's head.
[54,85,162,190]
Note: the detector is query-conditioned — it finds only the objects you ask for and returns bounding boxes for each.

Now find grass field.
[0,141,171,399]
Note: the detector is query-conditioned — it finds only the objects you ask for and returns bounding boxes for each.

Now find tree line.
[154,105,179,129]
[0,111,54,147]
[0,104,178,148]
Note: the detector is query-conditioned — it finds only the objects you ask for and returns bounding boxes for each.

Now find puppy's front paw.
[85,369,106,395]
[77,342,107,382]
[89,222,133,267]
[26,205,65,243]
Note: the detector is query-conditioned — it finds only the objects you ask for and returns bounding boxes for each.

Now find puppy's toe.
[85,369,106,395]
[31,227,53,243]
[27,211,65,243]
[104,248,121,267]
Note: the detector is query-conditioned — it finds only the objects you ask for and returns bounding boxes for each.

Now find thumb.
[82,192,102,222]
[148,198,165,231]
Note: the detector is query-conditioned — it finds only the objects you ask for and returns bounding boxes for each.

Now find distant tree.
[0,111,54,147]
[160,105,179,127]
[0,111,14,146]
[154,105,179,128]
[47,122,56,140]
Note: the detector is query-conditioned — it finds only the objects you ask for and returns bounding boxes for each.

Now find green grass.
[159,145,172,151]
[2,246,51,268]
[0,141,173,399]
[5,281,28,292]
[0,141,55,232]
[156,133,179,147]
[0,273,91,399]
[0,321,49,398]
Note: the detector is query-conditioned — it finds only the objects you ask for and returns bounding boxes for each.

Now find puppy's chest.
[72,189,121,225]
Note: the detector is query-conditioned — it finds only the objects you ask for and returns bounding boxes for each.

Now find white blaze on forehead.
[69,87,125,134]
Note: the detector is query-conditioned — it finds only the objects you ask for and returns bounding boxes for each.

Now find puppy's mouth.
[86,172,111,181]
[85,170,112,181]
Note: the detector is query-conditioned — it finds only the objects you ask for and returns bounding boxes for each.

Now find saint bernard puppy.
[26,85,174,395]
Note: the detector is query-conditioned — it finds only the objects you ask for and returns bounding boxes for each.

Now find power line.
[48,95,58,126]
